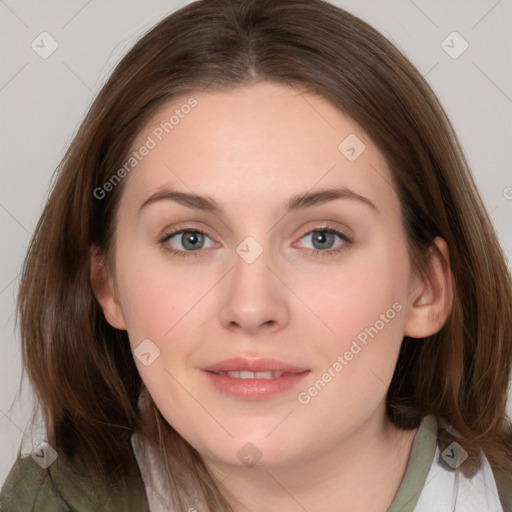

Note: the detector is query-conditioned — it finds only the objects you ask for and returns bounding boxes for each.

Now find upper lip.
[203,357,309,374]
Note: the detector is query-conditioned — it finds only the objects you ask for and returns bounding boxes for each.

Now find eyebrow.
[138,186,379,215]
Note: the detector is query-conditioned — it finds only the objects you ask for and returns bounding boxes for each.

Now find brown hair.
[15,0,512,508]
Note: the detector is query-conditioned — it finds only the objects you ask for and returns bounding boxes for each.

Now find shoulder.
[0,456,67,511]
[416,441,507,511]
[406,415,509,511]
[0,453,150,512]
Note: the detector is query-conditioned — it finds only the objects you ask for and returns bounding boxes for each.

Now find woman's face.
[99,81,427,468]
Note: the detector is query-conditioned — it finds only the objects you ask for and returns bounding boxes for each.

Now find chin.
[200,435,307,469]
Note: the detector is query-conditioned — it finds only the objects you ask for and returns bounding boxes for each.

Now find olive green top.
[388,414,437,511]
[1,414,510,511]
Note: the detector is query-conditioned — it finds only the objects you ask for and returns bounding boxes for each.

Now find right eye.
[159,228,217,258]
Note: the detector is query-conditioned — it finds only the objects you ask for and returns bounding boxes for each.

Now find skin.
[91,81,452,511]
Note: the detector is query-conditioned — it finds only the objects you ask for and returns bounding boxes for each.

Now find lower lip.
[201,370,310,400]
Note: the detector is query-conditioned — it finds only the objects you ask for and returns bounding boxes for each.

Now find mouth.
[202,356,309,374]
[201,357,310,400]
[207,370,305,379]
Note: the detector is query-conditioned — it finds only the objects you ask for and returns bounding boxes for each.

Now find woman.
[1,0,511,510]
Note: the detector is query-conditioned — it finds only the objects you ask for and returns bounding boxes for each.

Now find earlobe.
[89,244,127,331]
[404,237,453,339]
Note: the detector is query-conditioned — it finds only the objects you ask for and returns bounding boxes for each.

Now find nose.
[218,241,290,336]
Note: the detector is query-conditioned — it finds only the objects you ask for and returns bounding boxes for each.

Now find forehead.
[119,82,397,218]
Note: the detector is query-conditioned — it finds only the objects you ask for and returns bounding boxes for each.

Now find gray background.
[1,0,511,485]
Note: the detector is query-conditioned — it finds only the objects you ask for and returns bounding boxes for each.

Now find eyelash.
[158,226,352,259]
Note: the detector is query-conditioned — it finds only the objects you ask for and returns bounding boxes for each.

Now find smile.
[201,357,311,400]
[211,371,296,379]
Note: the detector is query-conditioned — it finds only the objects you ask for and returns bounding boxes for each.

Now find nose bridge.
[219,232,289,332]
[232,233,275,296]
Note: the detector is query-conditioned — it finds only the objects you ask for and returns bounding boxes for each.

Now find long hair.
[15,0,512,509]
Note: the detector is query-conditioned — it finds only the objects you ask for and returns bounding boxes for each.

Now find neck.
[201,407,419,512]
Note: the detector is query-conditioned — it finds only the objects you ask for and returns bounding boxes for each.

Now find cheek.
[114,246,213,399]
[306,241,410,354]
[115,255,208,438]
[291,251,408,443]
[114,241,208,344]
[292,237,410,424]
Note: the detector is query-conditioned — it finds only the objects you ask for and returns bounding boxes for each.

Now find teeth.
[219,371,286,379]
[257,371,281,379]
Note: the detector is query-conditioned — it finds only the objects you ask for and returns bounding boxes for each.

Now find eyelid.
[159,221,217,239]
[294,221,353,239]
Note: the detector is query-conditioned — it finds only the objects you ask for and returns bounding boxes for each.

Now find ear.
[403,237,453,338]
[90,244,127,330]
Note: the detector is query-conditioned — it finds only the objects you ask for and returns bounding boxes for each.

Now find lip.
[202,357,309,373]
[201,357,310,401]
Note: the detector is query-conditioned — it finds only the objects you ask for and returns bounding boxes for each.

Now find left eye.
[296,228,350,253]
